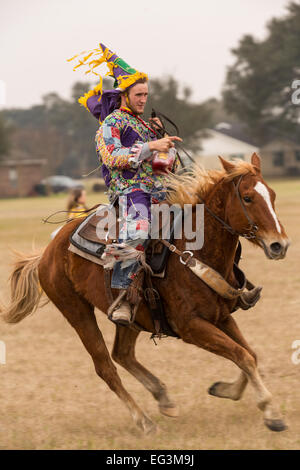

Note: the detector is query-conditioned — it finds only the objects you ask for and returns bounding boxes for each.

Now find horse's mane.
[166,160,256,207]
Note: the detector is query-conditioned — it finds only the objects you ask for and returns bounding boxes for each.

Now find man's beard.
[130,106,143,116]
[127,101,144,116]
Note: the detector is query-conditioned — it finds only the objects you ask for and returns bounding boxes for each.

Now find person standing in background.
[67,188,88,219]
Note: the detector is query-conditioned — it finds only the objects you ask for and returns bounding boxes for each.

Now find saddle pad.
[68,243,106,266]
[69,211,106,260]
[79,204,119,244]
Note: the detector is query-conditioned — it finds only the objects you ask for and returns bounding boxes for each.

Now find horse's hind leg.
[41,280,156,434]
[112,325,178,417]
[208,315,257,401]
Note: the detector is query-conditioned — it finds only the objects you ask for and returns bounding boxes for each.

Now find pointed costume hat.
[68,43,148,121]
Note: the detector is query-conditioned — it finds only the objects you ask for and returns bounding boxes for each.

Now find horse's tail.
[1,250,45,324]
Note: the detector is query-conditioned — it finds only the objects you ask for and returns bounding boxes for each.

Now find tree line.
[223,1,300,145]
[1,1,300,174]
[0,78,220,177]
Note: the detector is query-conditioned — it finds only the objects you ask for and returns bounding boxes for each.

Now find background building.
[0,150,46,197]
[191,125,259,169]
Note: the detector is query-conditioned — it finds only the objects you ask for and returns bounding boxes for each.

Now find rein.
[151,108,199,168]
[149,110,258,241]
[42,203,102,225]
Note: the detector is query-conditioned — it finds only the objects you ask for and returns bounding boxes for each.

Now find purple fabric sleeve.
[87,90,121,121]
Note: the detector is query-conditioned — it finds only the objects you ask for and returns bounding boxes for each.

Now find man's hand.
[149,117,164,132]
[148,136,182,153]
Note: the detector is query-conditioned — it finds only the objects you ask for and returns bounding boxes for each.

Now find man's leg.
[109,191,151,324]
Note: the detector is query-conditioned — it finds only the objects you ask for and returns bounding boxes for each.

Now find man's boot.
[110,291,132,325]
[108,289,132,325]
[107,267,145,326]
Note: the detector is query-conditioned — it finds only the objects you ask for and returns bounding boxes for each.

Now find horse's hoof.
[264,418,288,432]
[138,415,157,435]
[208,381,222,396]
[207,381,241,401]
[159,405,179,418]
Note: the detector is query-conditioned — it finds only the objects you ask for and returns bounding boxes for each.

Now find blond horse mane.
[166,160,257,207]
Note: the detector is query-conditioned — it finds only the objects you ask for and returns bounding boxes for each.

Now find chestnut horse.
[1,153,290,433]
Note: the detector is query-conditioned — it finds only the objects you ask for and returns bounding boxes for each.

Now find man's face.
[127,83,148,115]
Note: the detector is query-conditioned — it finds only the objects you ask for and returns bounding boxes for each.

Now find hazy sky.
[0,0,292,109]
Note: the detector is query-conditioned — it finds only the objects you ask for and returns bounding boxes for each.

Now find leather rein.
[150,110,258,241]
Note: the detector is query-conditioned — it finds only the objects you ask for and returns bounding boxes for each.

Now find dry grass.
[0,181,300,450]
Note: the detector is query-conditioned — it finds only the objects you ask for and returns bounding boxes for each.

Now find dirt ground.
[0,181,299,450]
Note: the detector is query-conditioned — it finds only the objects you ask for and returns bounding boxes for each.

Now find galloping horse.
[1,153,290,433]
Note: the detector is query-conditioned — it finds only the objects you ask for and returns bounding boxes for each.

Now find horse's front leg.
[182,315,287,432]
[208,315,257,401]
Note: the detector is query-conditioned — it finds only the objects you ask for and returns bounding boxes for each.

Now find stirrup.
[110,300,132,325]
[107,289,139,326]
[107,290,130,324]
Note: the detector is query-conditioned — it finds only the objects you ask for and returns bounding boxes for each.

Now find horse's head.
[220,153,290,260]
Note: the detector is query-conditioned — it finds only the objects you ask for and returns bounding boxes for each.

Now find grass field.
[0,180,300,450]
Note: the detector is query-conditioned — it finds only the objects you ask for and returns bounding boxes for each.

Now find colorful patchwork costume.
[69,43,179,289]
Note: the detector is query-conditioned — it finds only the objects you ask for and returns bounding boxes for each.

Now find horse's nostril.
[270,242,282,253]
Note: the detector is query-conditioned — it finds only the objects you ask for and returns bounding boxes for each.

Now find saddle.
[70,204,175,275]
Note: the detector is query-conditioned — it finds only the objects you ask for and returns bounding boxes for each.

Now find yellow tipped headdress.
[68,43,148,118]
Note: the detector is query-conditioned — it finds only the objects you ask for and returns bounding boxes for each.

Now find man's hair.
[124,77,148,95]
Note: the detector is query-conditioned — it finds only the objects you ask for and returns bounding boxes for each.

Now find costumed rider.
[69,43,182,325]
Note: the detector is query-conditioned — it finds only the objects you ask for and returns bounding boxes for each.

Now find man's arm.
[96,115,182,170]
[96,116,152,169]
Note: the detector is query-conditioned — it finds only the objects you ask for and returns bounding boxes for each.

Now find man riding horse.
[70,42,261,326]
[70,43,182,325]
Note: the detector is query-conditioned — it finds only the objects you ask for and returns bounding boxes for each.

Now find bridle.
[232,175,259,240]
[195,174,259,241]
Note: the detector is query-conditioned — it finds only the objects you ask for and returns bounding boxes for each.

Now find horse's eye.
[243,196,252,203]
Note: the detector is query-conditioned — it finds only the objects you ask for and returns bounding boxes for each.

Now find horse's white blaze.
[254,182,281,234]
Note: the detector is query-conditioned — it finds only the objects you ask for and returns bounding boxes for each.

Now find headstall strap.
[233,175,259,240]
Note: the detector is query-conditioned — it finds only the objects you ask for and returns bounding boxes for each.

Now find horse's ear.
[218,156,235,173]
[251,152,261,172]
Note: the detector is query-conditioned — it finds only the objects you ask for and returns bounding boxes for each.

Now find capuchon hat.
[68,43,148,121]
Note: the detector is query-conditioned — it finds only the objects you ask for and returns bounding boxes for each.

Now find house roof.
[0,159,47,167]
[214,122,257,146]
[0,148,46,166]
[196,128,259,157]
